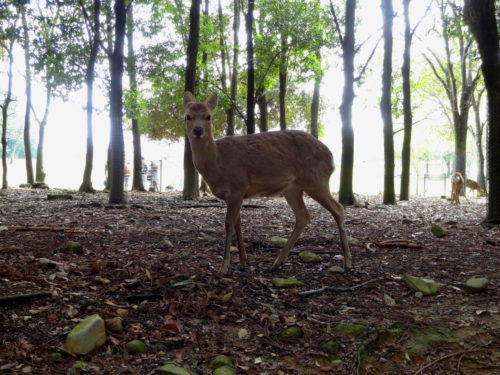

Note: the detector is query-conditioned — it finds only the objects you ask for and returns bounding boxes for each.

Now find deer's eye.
[185,115,192,121]
[206,115,211,121]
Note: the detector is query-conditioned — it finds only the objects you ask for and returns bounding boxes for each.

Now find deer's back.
[214,130,333,197]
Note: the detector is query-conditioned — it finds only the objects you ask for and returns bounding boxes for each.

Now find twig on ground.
[0,291,52,304]
[299,278,383,296]
[7,226,82,233]
[414,349,476,375]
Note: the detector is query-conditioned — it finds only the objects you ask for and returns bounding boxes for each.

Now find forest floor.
[0,188,498,375]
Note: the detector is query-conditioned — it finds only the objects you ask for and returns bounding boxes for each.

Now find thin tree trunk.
[245,0,255,134]
[1,39,14,189]
[108,0,126,204]
[21,5,34,185]
[35,91,50,182]
[310,49,321,139]
[399,0,412,201]
[182,0,201,200]
[256,87,268,133]
[381,0,396,205]
[227,0,239,136]
[126,4,145,192]
[471,92,486,189]
[338,0,356,206]
[464,0,500,222]
[279,33,287,130]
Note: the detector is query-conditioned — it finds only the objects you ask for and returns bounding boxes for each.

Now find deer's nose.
[193,127,203,137]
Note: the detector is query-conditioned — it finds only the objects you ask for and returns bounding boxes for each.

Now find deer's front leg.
[235,215,247,268]
[220,197,243,274]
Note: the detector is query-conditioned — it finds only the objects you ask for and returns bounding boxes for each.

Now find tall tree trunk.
[182,0,201,200]
[381,0,396,205]
[21,5,34,185]
[126,4,145,192]
[399,0,412,201]
[279,33,287,130]
[35,90,50,182]
[464,0,500,223]
[245,0,255,134]
[310,50,322,139]
[227,0,239,136]
[217,0,228,94]
[79,0,100,193]
[471,92,486,189]
[338,0,356,206]
[108,0,126,204]
[1,38,14,189]
[256,87,268,132]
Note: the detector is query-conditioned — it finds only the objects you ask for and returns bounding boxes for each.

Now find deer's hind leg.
[305,184,352,270]
[271,186,310,270]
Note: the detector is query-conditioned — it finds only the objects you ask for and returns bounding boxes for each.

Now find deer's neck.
[190,138,218,179]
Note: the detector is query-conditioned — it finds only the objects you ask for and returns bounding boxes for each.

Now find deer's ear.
[205,93,218,111]
[183,91,196,109]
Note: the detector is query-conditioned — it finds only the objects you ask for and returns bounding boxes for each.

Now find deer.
[183,91,352,274]
[465,178,487,197]
[450,171,465,204]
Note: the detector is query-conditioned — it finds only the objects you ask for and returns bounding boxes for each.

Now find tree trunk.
[108,0,126,204]
[471,92,486,189]
[399,0,412,201]
[338,0,356,206]
[1,38,14,189]
[227,0,240,136]
[79,0,100,193]
[310,50,321,139]
[464,0,500,223]
[279,33,287,130]
[35,91,50,183]
[182,0,201,200]
[245,0,255,134]
[256,87,268,133]
[21,5,34,185]
[126,4,145,192]
[381,0,396,205]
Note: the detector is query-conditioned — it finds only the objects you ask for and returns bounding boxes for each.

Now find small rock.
[156,362,196,375]
[65,314,106,355]
[269,236,288,248]
[213,366,236,375]
[415,292,423,298]
[431,225,448,238]
[383,294,396,306]
[465,277,489,292]
[347,236,360,246]
[229,246,238,252]
[62,241,84,254]
[105,317,123,334]
[237,328,249,339]
[333,322,366,336]
[319,340,339,355]
[116,308,128,316]
[272,277,304,288]
[158,239,174,248]
[38,257,62,266]
[126,339,147,354]
[298,251,322,263]
[403,275,439,295]
[328,266,345,273]
[279,326,303,339]
[0,226,8,231]
[210,355,233,369]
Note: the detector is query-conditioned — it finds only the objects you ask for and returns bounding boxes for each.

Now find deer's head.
[183,91,218,142]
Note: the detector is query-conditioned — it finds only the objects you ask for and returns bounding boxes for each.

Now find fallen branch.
[377,239,423,248]
[0,291,52,304]
[299,278,383,296]
[414,349,476,375]
[7,226,83,233]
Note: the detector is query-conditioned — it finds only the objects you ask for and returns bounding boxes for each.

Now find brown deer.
[465,178,487,197]
[183,91,352,273]
[450,171,465,204]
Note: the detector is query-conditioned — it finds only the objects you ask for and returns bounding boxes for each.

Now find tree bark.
[245,0,255,134]
[279,32,287,130]
[464,0,500,223]
[35,90,50,182]
[108,0,126,204]
[21,5,34,185]
[182,0,201,200]
[227,0,240,136]
[310,50,322,139]
[381,0,396,205]
[471,91,486,189]
[1,38,14,189]
[338,0,356,206]
[126,4,145,192]
[79,0,100,193]
[399,0,412,201]
[256,87,268,133]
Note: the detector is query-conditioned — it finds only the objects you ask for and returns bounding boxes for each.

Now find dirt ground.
[0,188,498,375]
